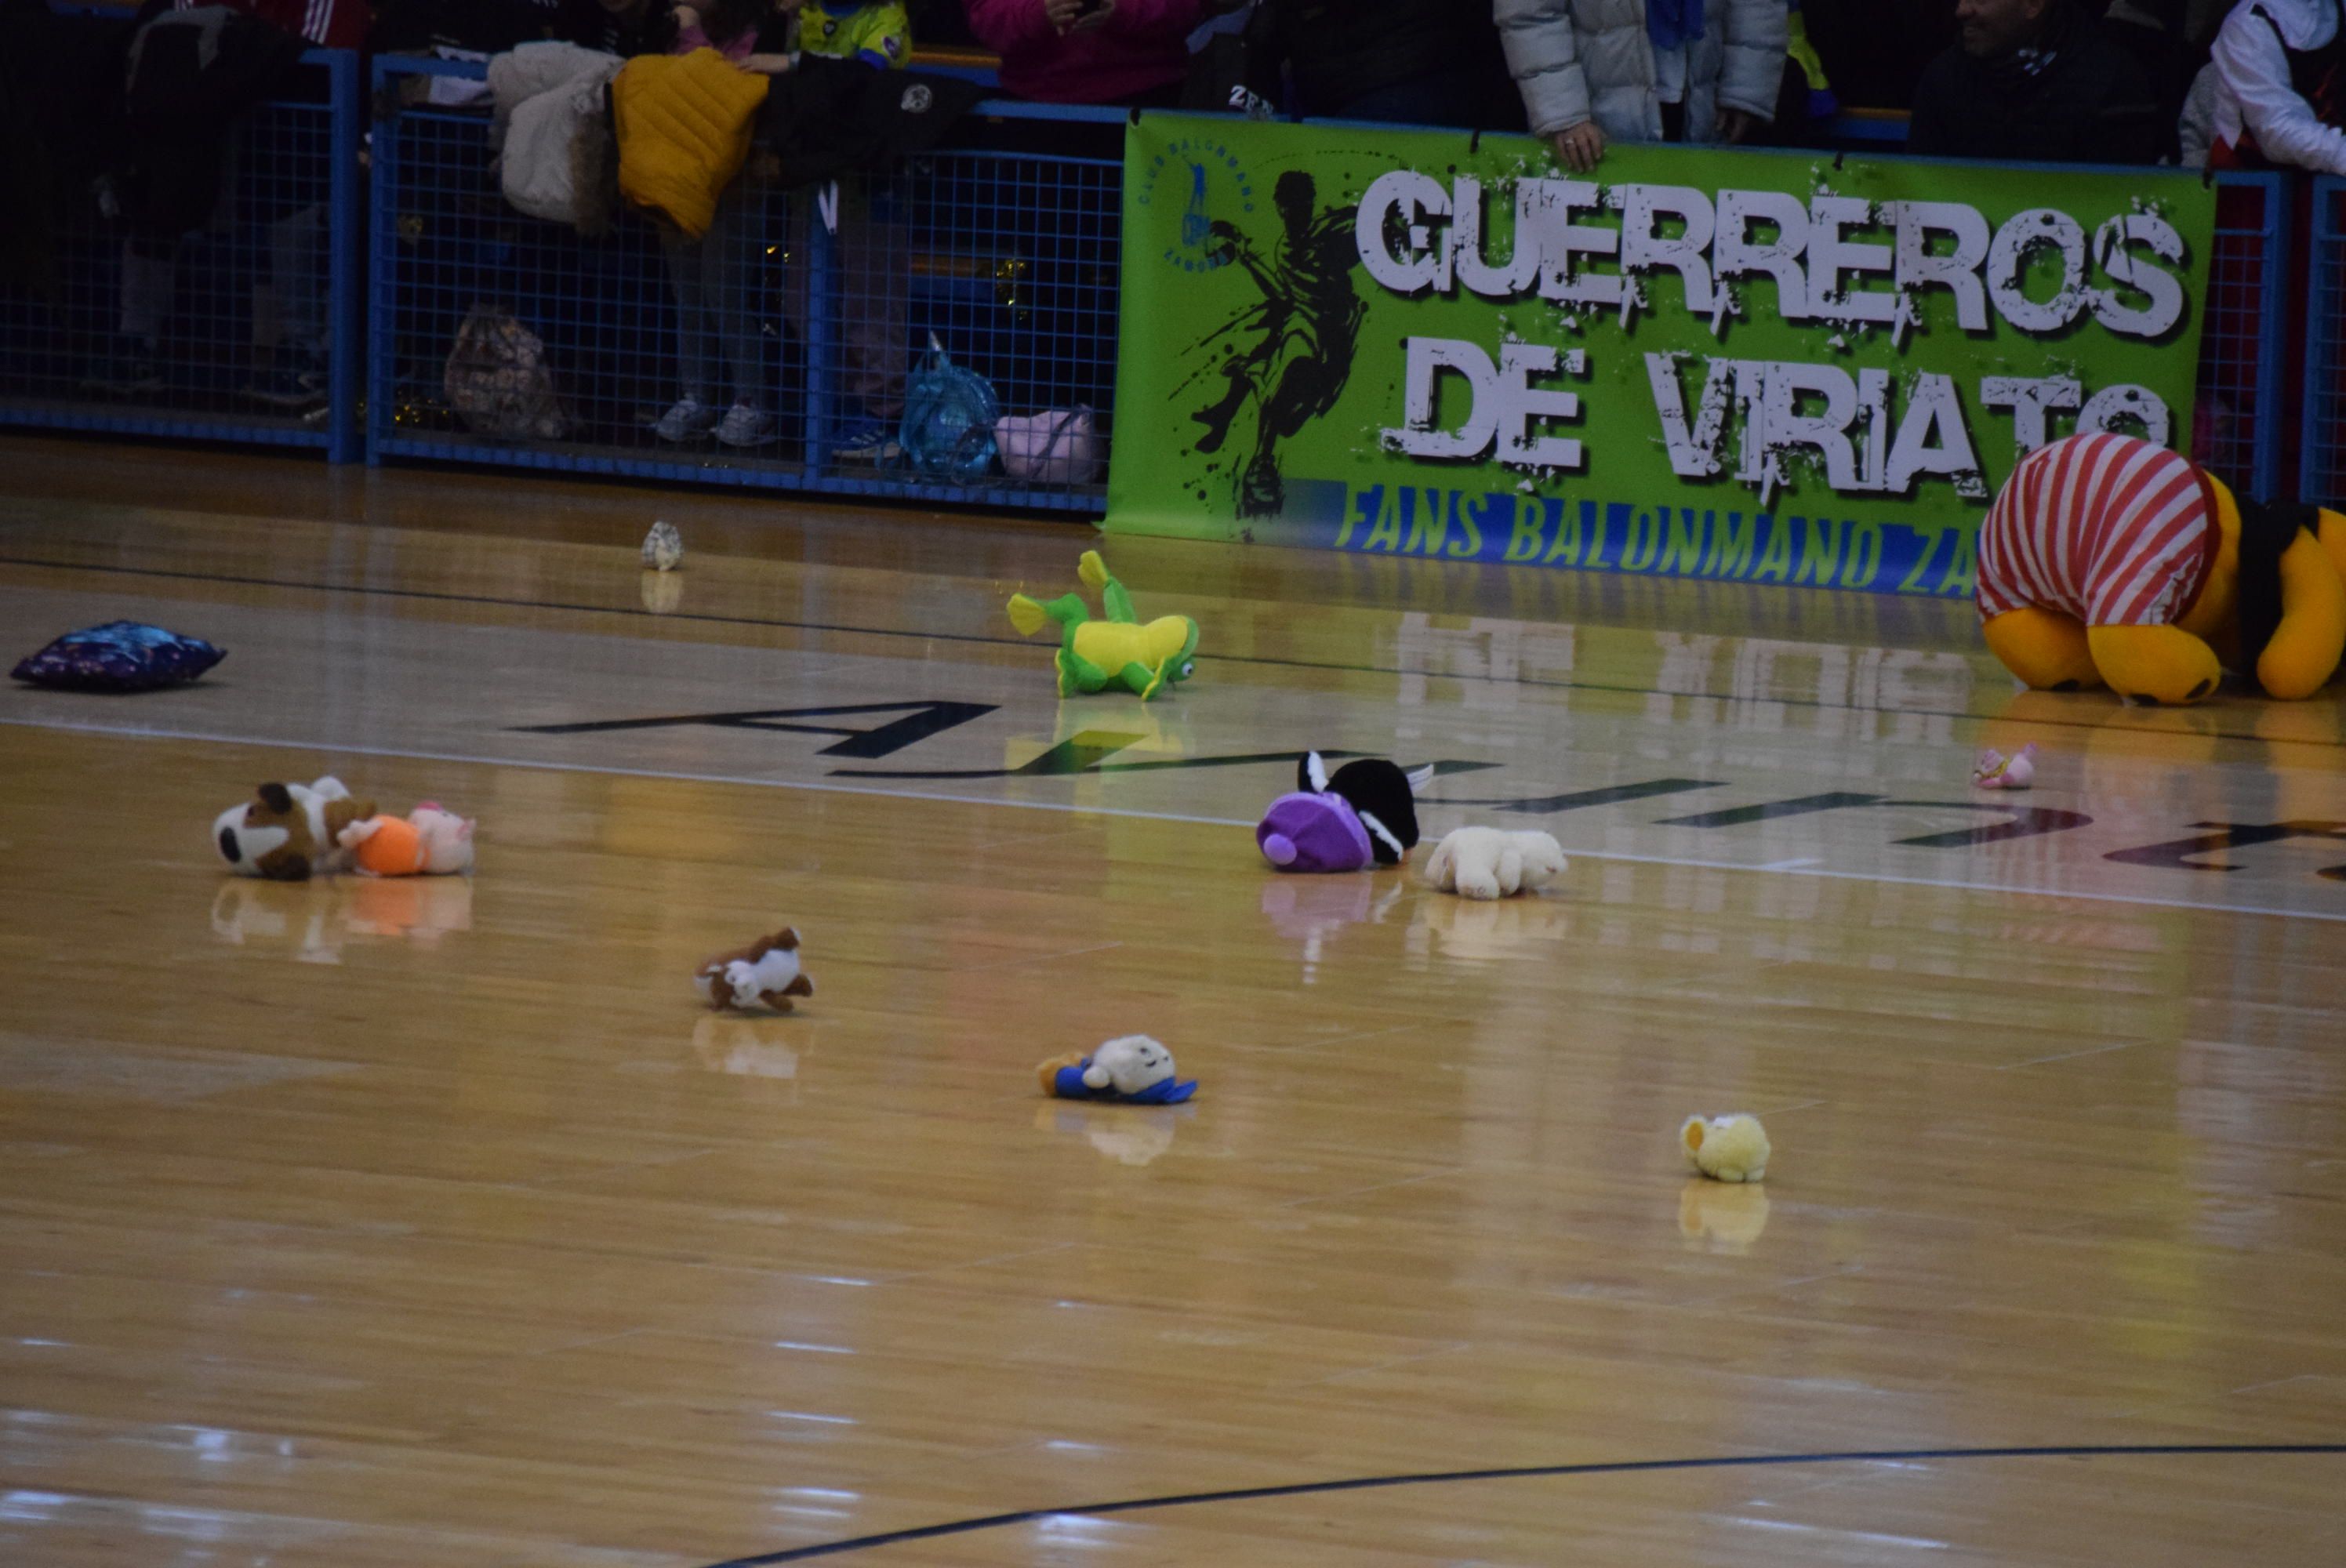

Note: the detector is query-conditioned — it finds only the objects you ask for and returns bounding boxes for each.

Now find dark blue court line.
[9,554,2341,751]
[695,1442,2346,1565]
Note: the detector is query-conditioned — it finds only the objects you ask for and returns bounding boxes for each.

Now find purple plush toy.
[1258,751,1436,872]
[1257,791,1375,873]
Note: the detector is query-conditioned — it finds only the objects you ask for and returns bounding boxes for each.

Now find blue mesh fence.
[369,57,1115,511]
[0,38,359,458]
[2302,177,2346,502]
[2199,171,2290,502]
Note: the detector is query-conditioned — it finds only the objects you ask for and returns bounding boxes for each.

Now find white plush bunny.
[1422,827,1568,900]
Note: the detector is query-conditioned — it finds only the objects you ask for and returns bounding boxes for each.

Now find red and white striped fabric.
[1976,433,2220,627]
[172,0,369,49]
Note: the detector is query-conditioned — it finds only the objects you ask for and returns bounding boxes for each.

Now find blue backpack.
[893,335,998,484]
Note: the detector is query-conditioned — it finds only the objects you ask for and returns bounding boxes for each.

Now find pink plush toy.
[1972,744,2038,790]
[337,802,476,876]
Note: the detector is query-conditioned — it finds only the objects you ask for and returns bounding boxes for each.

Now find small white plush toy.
[642,520,684,572]
[1973,742,2037,789]
[1084,1034,1176,1097]
[1422,826,1568,900]
[1681,1113,1770,1183]
[409,804,476,874]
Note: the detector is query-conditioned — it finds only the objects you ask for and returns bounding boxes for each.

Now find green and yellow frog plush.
[1007,550,1199,700]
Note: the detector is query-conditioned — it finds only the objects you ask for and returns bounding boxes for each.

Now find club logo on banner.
[1106,117,2216,597]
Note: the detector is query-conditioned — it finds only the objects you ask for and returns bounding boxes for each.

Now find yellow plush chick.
[1681,1113,1770,1183]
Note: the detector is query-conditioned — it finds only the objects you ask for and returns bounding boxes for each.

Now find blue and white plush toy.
[1037,1034,1198,1105]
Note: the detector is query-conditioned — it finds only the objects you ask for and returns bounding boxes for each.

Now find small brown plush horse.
[693,927,814,1012]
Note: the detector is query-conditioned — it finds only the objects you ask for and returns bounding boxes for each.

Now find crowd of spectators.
[14,0,2346,441]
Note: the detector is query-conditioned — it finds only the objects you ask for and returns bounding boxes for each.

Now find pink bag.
[994,405,1101,485]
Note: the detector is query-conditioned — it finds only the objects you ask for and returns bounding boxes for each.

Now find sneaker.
[832,416,902,463]
[289,343,331,392]
[713,401,777,448]
[245,364,326,409]
[80,338,162,395]
[652,395,720,442]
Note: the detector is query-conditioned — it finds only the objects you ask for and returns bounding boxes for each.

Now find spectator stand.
[2302,177,2346,504]
[0,6,362,461]
[366,55,1118,514]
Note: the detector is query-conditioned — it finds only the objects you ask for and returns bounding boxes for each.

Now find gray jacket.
[1494,0,1788,142]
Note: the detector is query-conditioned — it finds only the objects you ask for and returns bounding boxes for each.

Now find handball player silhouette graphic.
[1186,171,1364,518]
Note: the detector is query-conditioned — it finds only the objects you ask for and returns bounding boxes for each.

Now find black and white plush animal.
[1299,751,1433,866]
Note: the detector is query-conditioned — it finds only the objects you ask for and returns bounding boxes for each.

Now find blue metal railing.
[2302,176,2346,503]
[2204,170,2290,503]
[0,37,363,458]
[365,55,1119,511]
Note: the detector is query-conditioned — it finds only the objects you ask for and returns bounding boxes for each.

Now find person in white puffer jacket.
[1494,0,1789,172]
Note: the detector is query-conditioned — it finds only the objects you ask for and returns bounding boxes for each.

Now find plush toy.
[1257,789,1374,873]
[1978,432,2346,703]
[1036,1034,1197,1104]
[642,520,683,571]
[1681,1113,1770,1183]
[1258,752,1436,870]
[338,802,477,877]
[1007,550,1199,699]
[1972,743,2037,789]
[13,620,224,691]
[213,777,375,881]
[694,927,814,1012]
[1422,827,1568,899]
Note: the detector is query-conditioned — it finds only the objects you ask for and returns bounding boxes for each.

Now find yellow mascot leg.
[1982,608,2101,691]
[2086,624,2224,705]
[2257,530,2346,699]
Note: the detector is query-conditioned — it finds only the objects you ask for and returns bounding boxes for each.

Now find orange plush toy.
[337,803,476,877]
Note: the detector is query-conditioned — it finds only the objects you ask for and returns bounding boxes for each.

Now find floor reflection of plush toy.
[694,927,814,1012]
[1036,1034,1198,1104]
[1680,1180,1770,1252]
[1422,827,1568,899]
[1681,1113,1770,1183]
[1978,433,2346,703]
[1007,550,1199,699]
[338,804,476,877]
[213,777,374,881]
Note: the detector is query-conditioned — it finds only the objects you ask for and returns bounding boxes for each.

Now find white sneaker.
[714,402,777,448]
[653,396,719,442]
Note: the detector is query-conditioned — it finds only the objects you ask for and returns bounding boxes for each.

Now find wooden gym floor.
[1,434,2342,1567]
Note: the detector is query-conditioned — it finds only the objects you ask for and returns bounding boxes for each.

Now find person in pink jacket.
[963,0,1233,106]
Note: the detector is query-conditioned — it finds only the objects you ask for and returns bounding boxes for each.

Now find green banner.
[1106,116,2216,598]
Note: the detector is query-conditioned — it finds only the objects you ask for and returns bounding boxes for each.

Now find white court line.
[9,714,2344,925]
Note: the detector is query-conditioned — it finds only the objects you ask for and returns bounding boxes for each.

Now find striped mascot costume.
[1977,434,2346,704]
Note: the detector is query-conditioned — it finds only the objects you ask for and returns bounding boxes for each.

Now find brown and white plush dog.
[693,927,814,1012]
[212,776,376,881]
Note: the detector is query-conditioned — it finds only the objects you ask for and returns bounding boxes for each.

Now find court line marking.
[688,1443,2346,1565]
[5,551,2340,750]
[6,715,2341,924]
